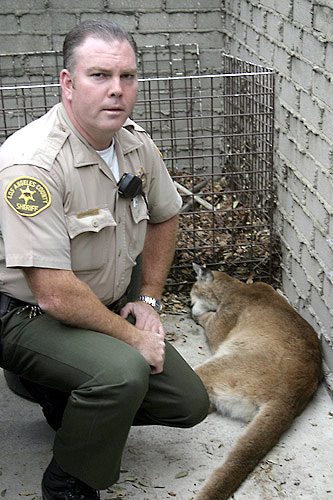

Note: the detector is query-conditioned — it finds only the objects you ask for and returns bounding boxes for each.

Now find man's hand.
[120,301,165,374]
[133,326,165,374]
[120,301,165,338]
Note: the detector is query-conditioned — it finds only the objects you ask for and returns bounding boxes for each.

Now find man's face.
[61,36,138,150]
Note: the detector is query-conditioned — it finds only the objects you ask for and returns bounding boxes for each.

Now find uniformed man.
[0,19,209,500]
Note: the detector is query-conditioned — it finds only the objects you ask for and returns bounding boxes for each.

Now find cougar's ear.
[193,263,214,282]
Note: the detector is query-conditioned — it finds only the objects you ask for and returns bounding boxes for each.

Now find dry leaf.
[175,471,189,479]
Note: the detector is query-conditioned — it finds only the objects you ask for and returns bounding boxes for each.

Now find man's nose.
[108,77,122,97]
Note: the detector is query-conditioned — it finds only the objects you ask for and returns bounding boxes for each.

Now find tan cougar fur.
[190,263,322,500]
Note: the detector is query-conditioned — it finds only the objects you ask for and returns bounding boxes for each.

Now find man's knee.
[181,385,210,428]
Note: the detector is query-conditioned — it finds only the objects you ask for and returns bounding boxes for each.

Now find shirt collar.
[58,104,143,168]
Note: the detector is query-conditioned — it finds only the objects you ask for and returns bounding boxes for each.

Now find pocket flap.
[130,196,150,224]
[66,207,117,238]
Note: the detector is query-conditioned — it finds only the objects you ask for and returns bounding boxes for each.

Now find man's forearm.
[23,267,139,344]
[140,214,179,298]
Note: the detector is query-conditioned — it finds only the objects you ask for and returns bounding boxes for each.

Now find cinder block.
[246,26,259,52]
[48,0,104,10]
[166,0,221,10]
[317,170,333,208]
[304,191,328,235]
[134,32,169,47]
[240,1,253,22]
[50,13,78,34]
[308,133,331,170]
[280,78,299,110]
[259,34,274,63]
[274,45,292,77]
[282,219,302,255]
[191,31,223,49]
[325,42,333,74]
[302,31,325,65]
[283,22,302,53]
[299,91,322,130]
[197,12,223,31]
[139,12,194,31]
[224,0,240,16]
[291,257,311,297]
[258,0,275,9]
[0,0,45,13]
[289,114,309,153]
[0,14,19,34]
[291,56,313,91]
[312,71,333,110]
[322,107,333,143]
[20,13,52,34]
[252,5,266,31]
[314,4,333,42]
[267,11,283,42]
[295,154,318,188]
[0,33,50,52]
[310,286,332,332]
[314,231,333,272]
[274,0,293,17]
[278,133,297,165]
[81,12,136,31]
[323,276,333,308]
[293,201,314,235]
[293,0,313,29]
[301,243,323,290]
[281,268,302,308]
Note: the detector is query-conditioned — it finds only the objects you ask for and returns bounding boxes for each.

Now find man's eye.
[122,74,135,80]
[92,73,105,78]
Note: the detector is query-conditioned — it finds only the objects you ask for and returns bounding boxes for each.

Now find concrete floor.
[1,312,332,500]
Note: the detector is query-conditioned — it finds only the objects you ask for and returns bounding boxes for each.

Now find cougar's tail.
[196,399,296,500]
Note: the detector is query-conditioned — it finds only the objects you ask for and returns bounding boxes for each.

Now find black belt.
[107,293,128,314]
[0,293,33,316]
[0,291,127,318]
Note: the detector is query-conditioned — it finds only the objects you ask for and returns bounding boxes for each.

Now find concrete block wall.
[0,0,224,74]
[220,0,333,380]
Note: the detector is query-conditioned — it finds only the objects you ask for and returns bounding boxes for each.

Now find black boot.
[42,457,100,500]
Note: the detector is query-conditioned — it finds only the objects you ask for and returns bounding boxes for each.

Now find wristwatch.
[137,295,163,313]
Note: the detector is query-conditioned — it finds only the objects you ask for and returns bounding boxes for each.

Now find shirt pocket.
[65,208,116,272]
[128,196,150,258]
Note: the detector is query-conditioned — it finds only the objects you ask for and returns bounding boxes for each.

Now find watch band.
[137,295,163,313]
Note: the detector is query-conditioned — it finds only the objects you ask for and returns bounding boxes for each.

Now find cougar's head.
[190,263,220,318]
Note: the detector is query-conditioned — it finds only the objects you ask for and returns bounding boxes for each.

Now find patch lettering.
[5,176,51,217]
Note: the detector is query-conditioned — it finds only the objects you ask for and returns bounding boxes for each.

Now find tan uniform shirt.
[0,103,182,305]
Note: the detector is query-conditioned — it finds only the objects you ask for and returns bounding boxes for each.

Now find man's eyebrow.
[88,66,137,74]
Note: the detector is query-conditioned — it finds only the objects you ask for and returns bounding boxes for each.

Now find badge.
[138,167,148,188]
[4,176,51,217]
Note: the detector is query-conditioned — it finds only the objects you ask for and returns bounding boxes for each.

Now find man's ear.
[60,69,74,101]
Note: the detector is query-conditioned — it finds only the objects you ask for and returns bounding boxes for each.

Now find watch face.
[154,299,163,312]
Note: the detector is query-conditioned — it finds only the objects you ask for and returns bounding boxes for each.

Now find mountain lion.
[190,263,322,500]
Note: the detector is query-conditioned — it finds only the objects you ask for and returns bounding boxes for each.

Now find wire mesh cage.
[0,47,275,293]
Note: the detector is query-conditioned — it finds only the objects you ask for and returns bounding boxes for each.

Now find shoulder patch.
[4,176,51,217]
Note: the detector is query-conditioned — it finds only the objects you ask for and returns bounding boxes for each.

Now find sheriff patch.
[4,176,51,217]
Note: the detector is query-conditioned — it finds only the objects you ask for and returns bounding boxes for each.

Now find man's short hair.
[63,19,137,74]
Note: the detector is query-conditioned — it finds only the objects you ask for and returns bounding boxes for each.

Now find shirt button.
[93,221,99,227]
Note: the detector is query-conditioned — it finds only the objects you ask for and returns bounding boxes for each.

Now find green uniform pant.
[0,307,209,489]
